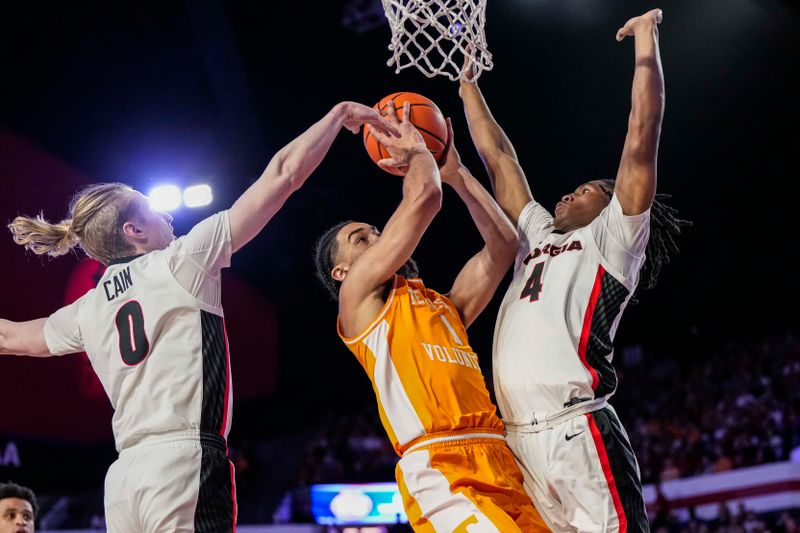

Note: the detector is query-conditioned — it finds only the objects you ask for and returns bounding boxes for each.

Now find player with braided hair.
[594,179,691,292]
[458,8,688,532]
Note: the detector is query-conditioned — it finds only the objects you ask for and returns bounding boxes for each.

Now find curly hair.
[0,481,39,519]
[598,179,692,292]
[313,220,354,301]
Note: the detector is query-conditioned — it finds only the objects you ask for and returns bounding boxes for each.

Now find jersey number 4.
[115,301,151,366]
[520,262,544,302]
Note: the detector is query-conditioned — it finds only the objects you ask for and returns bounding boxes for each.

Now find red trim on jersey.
[229,460,238,532]
[220,319,232,437]
[578,266,604,390]
[587,413,627,533]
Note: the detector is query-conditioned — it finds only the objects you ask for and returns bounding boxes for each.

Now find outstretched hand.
[616,8,662,41]
[438,118,464,185]
[369,101,430,172]
[339,101,400,137]
[458,47,479,94]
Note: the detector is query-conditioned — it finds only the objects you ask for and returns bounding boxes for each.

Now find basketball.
[363,92,448,176]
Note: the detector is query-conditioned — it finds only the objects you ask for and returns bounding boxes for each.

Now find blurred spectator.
[18,331,800,529]
[293,409,396,488]
[615,332,800,483]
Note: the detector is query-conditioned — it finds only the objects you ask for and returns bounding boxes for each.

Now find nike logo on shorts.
[565,430,584,441]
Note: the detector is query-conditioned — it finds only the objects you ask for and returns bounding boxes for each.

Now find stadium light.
[183,184,213,208]
[148,185,182,212]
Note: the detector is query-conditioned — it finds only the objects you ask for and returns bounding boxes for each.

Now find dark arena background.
[1,1,798,531]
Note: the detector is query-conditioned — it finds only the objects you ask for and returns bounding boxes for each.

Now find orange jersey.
[338,276,504,455]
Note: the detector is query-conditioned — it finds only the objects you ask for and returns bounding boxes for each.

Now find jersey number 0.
[115,301,151,366]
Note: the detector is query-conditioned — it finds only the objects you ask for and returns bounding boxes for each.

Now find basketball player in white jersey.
[0,101,398,532]
[458,9,689,532]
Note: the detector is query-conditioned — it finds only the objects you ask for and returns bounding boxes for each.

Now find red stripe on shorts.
[586,412,627,533]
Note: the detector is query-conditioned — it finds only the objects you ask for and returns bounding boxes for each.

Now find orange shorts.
[395,436,548,532]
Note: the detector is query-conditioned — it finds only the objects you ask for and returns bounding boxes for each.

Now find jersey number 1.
[115,301,150,365]
[520,262,544,302]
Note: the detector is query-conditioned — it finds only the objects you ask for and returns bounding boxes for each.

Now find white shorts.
[104,431,237,533]
[505,405,649,533]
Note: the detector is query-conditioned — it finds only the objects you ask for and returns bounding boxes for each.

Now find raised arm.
[339,102,442,335]
[459,78,533,226]
[0,318,51,357]
[229,102,399,253]
[439,120,517,327]
[614,9,665,215]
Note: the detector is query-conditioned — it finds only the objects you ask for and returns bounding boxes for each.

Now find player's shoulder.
[404,276,442,299]
[165,210,232,254]
[601,194,651,222]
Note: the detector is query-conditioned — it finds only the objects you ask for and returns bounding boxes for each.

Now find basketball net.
[382,0,493,82]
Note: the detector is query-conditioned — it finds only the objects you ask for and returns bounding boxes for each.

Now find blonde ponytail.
[8,214,80,257]
[7,183,143,265]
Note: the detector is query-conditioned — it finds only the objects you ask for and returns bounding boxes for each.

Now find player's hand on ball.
[370,101,429,172]
[616,8,662,41]
[438,118,464,185]
[338,102,400,137]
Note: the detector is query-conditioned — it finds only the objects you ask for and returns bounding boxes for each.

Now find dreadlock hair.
[597,179,692,292]
[313,220,354,301]
[0,481,39,519]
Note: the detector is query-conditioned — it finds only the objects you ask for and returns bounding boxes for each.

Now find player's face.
[333,222,381,273]
[331,221,419,285]
[0,498,35,533]
[553,181,611,231]
[134,192,176,250]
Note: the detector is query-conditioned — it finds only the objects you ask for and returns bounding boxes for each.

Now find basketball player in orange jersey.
[0,101,397,532]
[459,9,689,532]
[314,100,549,532]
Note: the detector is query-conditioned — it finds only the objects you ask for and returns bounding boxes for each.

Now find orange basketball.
[363,92,448,176]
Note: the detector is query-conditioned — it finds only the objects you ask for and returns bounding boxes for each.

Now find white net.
[382,0,492,82]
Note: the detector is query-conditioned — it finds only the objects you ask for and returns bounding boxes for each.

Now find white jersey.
[44,211,234,452]
[493,195,650,423]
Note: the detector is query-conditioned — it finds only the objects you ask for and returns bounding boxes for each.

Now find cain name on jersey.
[103,266,134,301]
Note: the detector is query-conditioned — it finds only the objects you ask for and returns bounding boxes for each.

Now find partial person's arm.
[440,120,517,327]
[613,9,665,215]
[0,318,52,357]
[459,76,533,226]
[339,102,442,337]
[229,102,399,253]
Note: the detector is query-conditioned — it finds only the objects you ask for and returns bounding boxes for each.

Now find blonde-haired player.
[0,101,397,532]
[314,101,548,532]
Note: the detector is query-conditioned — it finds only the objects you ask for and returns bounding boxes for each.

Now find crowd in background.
[6,331,799,529]
[285,332,800,489]
[616,332,800,484]
[651,505,800,533]
[276,331,800,527]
